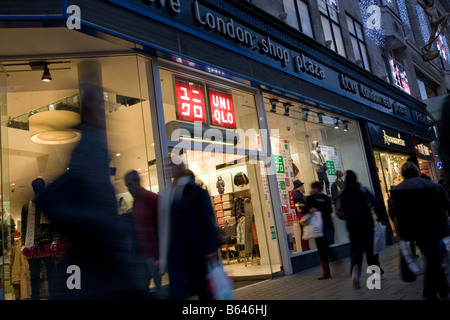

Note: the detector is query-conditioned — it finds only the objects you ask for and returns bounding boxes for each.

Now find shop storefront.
[0,0,434,299]
[412,136,437,181]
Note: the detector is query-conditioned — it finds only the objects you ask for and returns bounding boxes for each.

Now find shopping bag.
[399,240,422,282]
[302,211,324,240]
[373,222,386,255]
[206,261,234,300]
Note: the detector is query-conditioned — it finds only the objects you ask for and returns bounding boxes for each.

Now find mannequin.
[310,141,330,195]
[216,176,225,195]
[21,178,55,300]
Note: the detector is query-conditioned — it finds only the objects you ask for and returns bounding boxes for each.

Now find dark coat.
[390,177,448,241]
[305,193,334,231]
[337,182,387,232]
[168,180,219,262]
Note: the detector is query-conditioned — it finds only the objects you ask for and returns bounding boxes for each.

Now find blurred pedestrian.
[125,170,161,299]
[331,170,344,204]
[336,170,388,289]
[292,179,310,252]
[304,181,334,280]
[37,82,141,299]
[390,162,449,300]
[157,156,219,300]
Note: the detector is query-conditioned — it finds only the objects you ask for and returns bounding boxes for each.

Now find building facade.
[0,0,444,300]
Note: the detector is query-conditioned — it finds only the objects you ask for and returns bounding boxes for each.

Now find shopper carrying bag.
[206,261,234,300]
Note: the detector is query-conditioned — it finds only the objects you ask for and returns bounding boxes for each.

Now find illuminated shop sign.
[412,136,433,161]
[367,122,415,152]
[389,57,411,94]
[175,80,207,123]
[209,89,236,129]
[382,130,406,146]
[175,81,237,129]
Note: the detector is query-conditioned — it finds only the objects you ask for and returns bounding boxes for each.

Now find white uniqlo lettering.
[180,87,191,116]
[192,90,203,119]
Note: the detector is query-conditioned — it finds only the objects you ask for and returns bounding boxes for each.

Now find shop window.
[346,14,371,71]
[318,0,346,57]
[282,0,314,38]
[265,96,372,254]
[0,55,159,299]
[160,68,282,278]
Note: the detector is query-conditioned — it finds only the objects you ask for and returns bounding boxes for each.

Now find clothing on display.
[310,141,330,194]
[233,172,249,187]
[216,176,225,194]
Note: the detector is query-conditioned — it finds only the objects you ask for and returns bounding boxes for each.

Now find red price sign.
[175,81,207,123]
[209,90,236,129]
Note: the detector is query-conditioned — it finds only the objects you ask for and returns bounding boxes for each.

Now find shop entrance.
[373,150,410,235]
[175,148,282,280]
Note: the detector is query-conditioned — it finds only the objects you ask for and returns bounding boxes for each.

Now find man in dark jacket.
[390,162,449,300]
[157,157,219,300]
[336,170,388,289]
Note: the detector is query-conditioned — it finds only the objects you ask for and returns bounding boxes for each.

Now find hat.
[293,180,304,189]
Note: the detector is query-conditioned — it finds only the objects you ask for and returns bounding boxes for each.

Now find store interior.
[0,55,158,299]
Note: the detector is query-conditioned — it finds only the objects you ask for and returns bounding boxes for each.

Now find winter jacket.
[336,182,387,232]
[390,177,448,241]
[305,193,334,231]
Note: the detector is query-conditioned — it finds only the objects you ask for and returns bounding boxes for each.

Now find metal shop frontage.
[0,0,433,299]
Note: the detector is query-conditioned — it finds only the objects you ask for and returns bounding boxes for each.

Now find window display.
[0,55,159,299]
[265,95,372,253]
[161,67,282,278]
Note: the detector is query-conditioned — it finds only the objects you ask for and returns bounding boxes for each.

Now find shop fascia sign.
[110,0,325,80]
[175,80,237,129]
[382,129,406,147]
[339,73,407,116]
[111,0,428,125]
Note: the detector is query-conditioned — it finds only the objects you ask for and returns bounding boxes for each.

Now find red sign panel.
[175,81,207,123]
[209,89,236,129]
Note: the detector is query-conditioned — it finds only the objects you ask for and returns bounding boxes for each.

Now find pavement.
[233,243,448,300]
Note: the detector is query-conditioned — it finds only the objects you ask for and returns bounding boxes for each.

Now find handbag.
[302,211,324,240]
[373,222,386,255]
[206,261,234,300]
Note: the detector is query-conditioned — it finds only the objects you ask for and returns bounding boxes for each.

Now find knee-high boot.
[318,260,331,280]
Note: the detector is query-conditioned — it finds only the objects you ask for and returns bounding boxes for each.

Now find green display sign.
[326,160,336,176]
[274,155,285,174]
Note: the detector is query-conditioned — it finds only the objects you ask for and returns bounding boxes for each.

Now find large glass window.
[283,0,314,38]
[160,66,282,279]
[346,14,371,71]
[265,95,372,254]
[319,0,346,57]
[0,55,158,299]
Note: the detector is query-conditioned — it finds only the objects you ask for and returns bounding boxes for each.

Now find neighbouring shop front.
[0,0,434,299]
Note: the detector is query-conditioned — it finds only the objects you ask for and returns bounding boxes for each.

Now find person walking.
[157,156,219,300]
[125,170,161,299]
[390,162,449,300]
[292,179,310,252]
[304,181,334,279]
[336,170,388,289]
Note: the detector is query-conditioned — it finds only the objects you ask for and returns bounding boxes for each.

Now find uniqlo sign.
[209,90,236,129]
[175,81,207,123]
